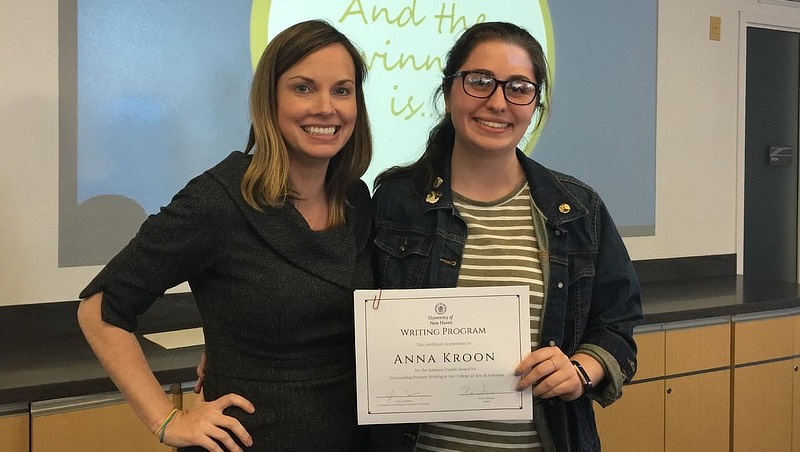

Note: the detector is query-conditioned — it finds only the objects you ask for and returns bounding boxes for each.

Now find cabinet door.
[595,380,664,452]
[794,312,799,452]
[664,370,730,452]
[733,360,793,452]
[0,406,29,452]
[666,323,730,374]
[595,331,665,452]
[733,315,795,452]
[793,357,799,452]
[794,314,800,355]
[182,389,203,410]
[633,331,666,381]
[31,393,173,452]
[734,316,794,365]
[795,316,800,452]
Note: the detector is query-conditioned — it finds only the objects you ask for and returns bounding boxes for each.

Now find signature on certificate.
[459,384,515,396]
[378,388,432,401]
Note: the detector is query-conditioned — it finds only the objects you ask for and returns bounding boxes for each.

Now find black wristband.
[571,360,593,395]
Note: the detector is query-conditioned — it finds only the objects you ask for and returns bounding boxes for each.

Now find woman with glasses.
[371,21,642,452]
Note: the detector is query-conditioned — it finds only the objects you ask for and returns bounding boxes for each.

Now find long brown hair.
[241,20,372,227]
[375,22,549,193]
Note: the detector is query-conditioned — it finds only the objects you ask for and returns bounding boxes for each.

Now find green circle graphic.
[250,0,554,185]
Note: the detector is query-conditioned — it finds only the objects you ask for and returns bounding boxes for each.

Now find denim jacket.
[370,150,643,452]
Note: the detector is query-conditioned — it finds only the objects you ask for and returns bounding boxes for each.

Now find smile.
[303,126,338,136]
[475,118,509,129]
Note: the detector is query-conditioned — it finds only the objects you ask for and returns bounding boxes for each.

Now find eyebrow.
[465,69,534,81]
[285,75,355,85]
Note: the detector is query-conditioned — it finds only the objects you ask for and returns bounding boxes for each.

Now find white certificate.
[353,286,532,425]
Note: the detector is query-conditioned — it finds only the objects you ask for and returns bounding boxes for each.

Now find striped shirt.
[414,182,544,452]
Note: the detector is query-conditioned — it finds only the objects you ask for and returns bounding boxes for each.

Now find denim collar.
[516,149,589,227]
[423,148,589,226]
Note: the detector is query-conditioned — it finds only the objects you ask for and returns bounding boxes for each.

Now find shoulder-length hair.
[375,21,549,194]
[242,19,372,227]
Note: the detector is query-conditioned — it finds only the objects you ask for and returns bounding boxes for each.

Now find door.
[744,27,800,282]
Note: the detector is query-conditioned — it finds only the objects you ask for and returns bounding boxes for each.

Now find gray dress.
[81,152,373,451]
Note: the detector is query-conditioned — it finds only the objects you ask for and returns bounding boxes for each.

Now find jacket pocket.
[567,252,596,315]
[374,230,433,288]
[563,253,596,347]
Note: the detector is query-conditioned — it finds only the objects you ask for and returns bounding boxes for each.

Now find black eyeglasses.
[447,71,540,106]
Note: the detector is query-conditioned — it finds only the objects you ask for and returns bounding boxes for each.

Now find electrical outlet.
[710,16,721,41]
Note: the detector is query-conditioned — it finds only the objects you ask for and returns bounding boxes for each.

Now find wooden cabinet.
[732,315,795,452]
[181,388,203,410]
[0,404,29,452]
[794,354,799,452]
[9,313,798,452]
[596,379,664,452]
[794,314,800,452]
[31,391,175,452]
[595,321,731,452]
[664,370,729,452]
[734,361,793,452]
[664,322,730,452]
[595,331,665,452]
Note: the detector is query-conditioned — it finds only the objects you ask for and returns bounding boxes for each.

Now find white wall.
[3,0,800,305]
[625,0,800,262]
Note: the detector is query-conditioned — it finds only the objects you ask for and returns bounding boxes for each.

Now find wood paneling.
[665,323,730,374]
[734,316,794,364]
[664,370,730,452]
[733,361,793,452]
[793,357,800,452]
[794,315,800,354]
[0,412,29,452]
[32,396,173,452]
[633,331,665,381]
[595,381,665,452]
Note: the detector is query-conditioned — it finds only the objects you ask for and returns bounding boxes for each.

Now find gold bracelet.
[153,408,179,440]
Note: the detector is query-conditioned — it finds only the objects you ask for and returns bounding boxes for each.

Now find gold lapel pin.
[425,177,444,203]
[558,203,571,214]
[426,191,442,204]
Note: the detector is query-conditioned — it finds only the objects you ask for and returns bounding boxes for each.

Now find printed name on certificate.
[353,286,532,425]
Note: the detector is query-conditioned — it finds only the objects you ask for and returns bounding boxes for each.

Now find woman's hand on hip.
[162,393,255,452]
[193,350,207,394]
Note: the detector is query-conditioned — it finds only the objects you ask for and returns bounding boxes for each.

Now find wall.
[627,0,800,263]
[2,0,800,305]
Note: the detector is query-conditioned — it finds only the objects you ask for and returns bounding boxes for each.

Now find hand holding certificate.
[353,286,532,424]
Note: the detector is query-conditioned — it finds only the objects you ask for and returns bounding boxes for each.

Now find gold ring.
[551,359,557,372]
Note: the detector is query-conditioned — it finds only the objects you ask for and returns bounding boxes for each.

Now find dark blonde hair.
[242,20,372,227]
[376,22,549,192]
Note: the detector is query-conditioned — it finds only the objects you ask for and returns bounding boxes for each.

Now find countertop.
[2,276,800,406]
[0,293,202,406]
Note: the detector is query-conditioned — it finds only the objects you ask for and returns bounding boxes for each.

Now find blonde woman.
[78,20,373,452]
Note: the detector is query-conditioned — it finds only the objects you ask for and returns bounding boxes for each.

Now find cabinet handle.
[666,387,672,394]
[794,366,799,372]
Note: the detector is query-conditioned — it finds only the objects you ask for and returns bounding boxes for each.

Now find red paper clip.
[372,288,382,309]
